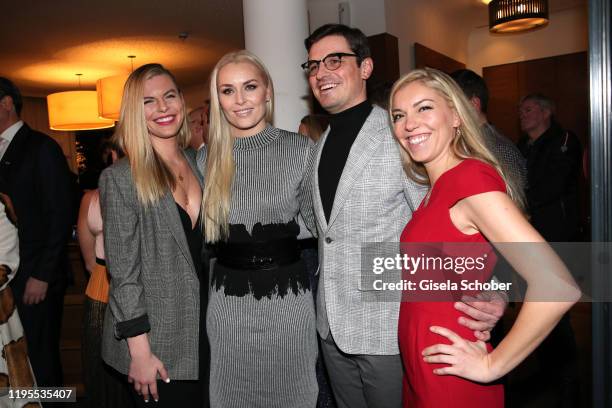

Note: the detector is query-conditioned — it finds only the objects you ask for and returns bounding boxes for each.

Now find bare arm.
[423,191,580,382]
[77,191,97,275]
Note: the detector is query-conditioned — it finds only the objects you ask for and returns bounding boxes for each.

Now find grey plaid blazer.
[99,151,202,380]
[314,105,426,355]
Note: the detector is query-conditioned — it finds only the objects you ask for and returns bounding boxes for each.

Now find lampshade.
[47,91,115,131]
[489,0,549,33]
[96,74,128,120]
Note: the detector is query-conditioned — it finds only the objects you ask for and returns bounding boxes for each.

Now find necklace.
[174,171,190,207]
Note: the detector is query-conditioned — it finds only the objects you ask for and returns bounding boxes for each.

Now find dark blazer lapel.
[327,109,386,228]
[313,129,329,233]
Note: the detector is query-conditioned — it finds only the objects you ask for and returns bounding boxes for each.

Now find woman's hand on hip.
[422,325,499,383]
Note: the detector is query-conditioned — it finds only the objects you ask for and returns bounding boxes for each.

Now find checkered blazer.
[100,151,202,380]
[314,105,425,355]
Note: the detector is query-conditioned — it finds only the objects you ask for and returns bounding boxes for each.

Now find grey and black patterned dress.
[198,126,318,408]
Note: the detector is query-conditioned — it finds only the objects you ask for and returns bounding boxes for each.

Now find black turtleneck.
[318,100,373,221]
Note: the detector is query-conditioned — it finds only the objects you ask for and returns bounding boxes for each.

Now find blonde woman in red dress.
[389,68,580,407]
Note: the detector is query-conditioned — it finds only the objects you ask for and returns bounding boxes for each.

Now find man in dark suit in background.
[0,77,73,389]
[518,93,581,408]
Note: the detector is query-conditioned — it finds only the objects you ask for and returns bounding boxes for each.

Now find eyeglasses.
[301,53,359,76]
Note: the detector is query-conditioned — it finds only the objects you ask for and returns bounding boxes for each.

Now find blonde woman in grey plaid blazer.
[100,64,207,407]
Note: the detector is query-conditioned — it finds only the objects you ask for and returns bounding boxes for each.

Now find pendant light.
[96,55,135,121]
[47,74,115,131]
[489,0,549,33]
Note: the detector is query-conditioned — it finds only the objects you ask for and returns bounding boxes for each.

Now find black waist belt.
[216,237,300,270]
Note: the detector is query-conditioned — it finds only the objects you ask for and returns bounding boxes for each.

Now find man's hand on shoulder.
[23,277,48,305]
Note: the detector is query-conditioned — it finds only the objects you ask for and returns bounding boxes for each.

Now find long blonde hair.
[202,50,274,242]
[389,68,525,208]
[113,63,190,206]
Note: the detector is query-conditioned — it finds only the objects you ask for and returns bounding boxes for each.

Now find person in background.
[199,50,317,407]
[450,69,527,192]
[0,196,41,407]
[517,93,582,407]
[299,114,329,143]
[100,63,207,407]
[188,102,209,151]
[78,144,133,408]
[518,94,581,241]
[0,77,73,391]
[389,67,579,408]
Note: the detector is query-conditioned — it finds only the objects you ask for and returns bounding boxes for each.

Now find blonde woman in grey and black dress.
[199,50,318,407]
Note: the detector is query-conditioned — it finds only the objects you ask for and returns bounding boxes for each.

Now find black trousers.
[12,279,66,388]
[319,334,403,408]
[129,379,202,407]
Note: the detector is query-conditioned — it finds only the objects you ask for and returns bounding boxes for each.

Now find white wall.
[467,6,588,74]
[384,0,472,75]
[307,0,386,35]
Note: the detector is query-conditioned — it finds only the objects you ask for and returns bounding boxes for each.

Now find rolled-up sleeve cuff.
[114,314,151,339]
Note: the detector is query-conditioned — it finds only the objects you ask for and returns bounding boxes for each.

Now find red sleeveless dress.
[398,159,505,407]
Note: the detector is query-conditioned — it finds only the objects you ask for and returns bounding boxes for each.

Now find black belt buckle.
[250,255,275,267]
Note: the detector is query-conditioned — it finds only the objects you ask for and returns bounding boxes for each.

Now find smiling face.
[307,35,372,114]
[217,61,271,138]
[391,81,460,171]
[143,74,184,140]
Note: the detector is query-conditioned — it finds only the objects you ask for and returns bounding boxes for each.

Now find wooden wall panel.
[483,51,588,145]
[483,63,520,143]
[414,43,465,74]
[554,52,589,147]
[518,57,557,102]
[368,33,400,87]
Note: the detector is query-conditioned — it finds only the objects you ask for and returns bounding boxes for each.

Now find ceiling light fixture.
[47,74,115,131]
[97,55,135,121]
[489,0,549,33]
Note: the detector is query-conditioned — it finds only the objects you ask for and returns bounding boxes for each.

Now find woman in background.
[389,67,579,407]
[78,145,133,408]
[100,63,207,407]
[200,50,317,407]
